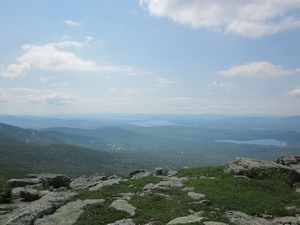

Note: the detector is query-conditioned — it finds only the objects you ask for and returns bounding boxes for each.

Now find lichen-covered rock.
[27,174,71,189]
[107,219,135,225]
[225,211,272,225]
[188,192,206,200]
[2,191,76,225]
[69,173,107,189]
[155,167,168,176]
[109,199,136,216]
[167,215,209,224]
[204,222,228,225]
[34,199,104,225]
[89,177,123,191]
[272,216,300,225]
[20,188,40,201]
[276,154,299,165]
[224,157,292,175]
[6,178,40,188]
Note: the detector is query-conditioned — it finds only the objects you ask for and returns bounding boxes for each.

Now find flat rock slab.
[2,191,76,225]
[107,219,135,225]
[225,211,272,225]
[34,199,105,225]
[204,222,228,225]
[272,216,300,225]
[89,178,123,191]
[109,199,136,216]
[167,215,209,224]
[224,157,292,174]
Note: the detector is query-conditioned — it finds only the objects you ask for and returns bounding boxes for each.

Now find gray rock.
[89,178,123,191]
[107,218,135,225]
[272,216,300,224]
[225,211,272,225]
[117,193,135,200]
[167,215,209,224]
[131,171,151,179]
[182,187,194,191]
[70,174,107,189]
[28,174,71,189]
[2,191,76,225]
[34,199,104,225]
[153,177,188,189]
[130,169,147,176]
[155,167,168,176]
[224,157,292,175]
[6,178,40,187]
[188,192,206,200]
[204,222,228,225]
[109,199,136,216]
[276,154,298,165]
[20,188,40,201]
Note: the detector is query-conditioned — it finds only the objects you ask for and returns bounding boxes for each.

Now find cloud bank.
[140,0,300,37]
[219,61,300,78]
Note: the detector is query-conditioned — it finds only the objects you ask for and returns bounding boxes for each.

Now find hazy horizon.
[1,1,300,115]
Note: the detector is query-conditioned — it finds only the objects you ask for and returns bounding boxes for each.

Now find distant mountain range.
[1,114,300,180]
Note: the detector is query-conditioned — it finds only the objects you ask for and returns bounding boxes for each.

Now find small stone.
[188,192,206,200]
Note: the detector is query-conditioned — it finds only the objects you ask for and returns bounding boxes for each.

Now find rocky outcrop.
[34,199,105,225]
[7,173,71,190]
[1,191,76,225]
[224,154,300,175]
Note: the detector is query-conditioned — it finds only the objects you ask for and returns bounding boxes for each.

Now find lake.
[215,139,287,147]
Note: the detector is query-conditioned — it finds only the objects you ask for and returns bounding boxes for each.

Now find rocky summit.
[1,155,300,225]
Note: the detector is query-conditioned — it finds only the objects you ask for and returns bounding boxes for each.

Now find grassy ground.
[70,166,300,224]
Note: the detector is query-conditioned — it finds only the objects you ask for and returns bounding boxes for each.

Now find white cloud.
[0,62,30,78]
[156,78,175,87]
[10,88,41,93]
[29,93,76,105]
[283,88,300,98]
[0,88,8,102]
[51,82,69,87]
[219,61,300,78]
[212,81,234,89]
[64,20,80,26]
[40,76,57,84]
[140,0,300,37]
[18,44,99,72]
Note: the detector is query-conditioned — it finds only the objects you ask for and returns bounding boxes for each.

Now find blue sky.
[1,0,300,115]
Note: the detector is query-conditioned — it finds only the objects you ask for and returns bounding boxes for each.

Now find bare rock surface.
[69,173,107,189]
[34,199,104,225]
[1,191,76,225]
[187,191,206,200]
[107,218,136,225]
[89,177,123,191]
[225,211,272,225]
[224,155,295,175]
[166,213,209,225]
[109,199,136,216]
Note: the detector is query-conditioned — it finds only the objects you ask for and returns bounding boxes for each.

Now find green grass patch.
[186,175,300,216]
[72,176,164,225]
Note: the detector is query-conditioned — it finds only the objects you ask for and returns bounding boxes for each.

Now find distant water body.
[215,139,287,147]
